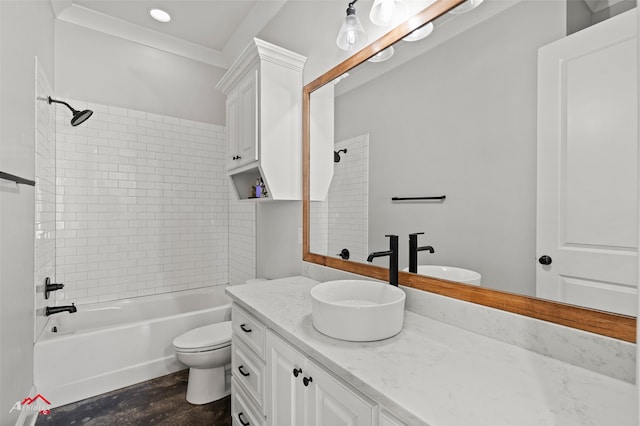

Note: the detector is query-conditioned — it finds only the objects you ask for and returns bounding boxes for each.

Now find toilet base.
[186,366,229,405]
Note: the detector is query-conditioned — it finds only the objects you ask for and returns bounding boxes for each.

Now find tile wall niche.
[310,134,369,262]
[34,59,56,338]
[54,100,255,305]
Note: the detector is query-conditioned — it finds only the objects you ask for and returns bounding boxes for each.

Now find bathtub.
[34,286,231,408]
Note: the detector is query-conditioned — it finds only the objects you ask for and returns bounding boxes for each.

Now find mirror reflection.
[309,0,638,316]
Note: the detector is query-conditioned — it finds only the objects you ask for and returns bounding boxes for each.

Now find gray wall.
[0,1,55,424]
[55,21,227,125]
[334,1,565,295]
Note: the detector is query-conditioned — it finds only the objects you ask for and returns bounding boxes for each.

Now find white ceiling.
[72,0,257,51]
[51,0,289,68]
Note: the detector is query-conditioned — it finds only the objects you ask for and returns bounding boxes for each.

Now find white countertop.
[226,276,636,426]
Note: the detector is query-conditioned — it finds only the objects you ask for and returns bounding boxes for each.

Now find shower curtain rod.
[0,171,35,186]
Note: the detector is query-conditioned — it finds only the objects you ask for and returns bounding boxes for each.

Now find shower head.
[334,148,348,163]
[48,97,93,126]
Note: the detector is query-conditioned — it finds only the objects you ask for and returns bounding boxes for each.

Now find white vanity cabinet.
[231,305,267,426]
[231,303,408,426]
[265,330,376,426]
[216,38,307,201]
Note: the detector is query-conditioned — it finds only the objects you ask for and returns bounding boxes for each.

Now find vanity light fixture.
[336,0,367,51]
[369,0,407,27]
[448,0,483,15]
[403,22,434,42]
[367,46,394,62]
[150,8,171,22]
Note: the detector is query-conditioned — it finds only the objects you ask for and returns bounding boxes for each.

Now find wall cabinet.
[216,38,306,200]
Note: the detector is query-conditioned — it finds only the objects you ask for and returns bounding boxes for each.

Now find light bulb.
[370,0,407,27]
[403,22,434,42]
[337,7,367,51]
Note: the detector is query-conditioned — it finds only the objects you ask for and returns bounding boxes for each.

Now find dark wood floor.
[36,370,231,425]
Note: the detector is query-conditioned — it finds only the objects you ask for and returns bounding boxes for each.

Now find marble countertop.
[226,276,636,426]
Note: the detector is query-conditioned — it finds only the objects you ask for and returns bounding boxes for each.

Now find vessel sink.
[310,280,405,341]
[404,265,482,285]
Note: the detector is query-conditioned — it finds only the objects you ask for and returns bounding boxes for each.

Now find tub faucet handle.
[44,277,65,300]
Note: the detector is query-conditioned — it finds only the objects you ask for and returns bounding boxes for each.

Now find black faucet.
[45,304,77,316]
[367,234,398,286]
[409,232,434,273]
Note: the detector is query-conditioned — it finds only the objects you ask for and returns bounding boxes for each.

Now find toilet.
[172,321,232,405]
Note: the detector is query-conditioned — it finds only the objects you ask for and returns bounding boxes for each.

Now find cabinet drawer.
[232,305,266,358]
[232,377,265,426]
[232,337,266,411]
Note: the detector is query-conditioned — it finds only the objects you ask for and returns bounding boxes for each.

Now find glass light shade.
[367,46,394,63]
[369,0,407,26]
[448,0,483,15]
[403,22,434,42]
[150,8,171,22]
[336,14,367,51]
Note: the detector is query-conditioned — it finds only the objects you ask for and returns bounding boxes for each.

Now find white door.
[536,10,638,316]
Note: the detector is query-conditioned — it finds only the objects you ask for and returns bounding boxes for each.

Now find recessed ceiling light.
[150,8,171,23]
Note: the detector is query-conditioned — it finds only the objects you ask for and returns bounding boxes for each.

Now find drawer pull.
[238,411,250,426]
[303,376,313,386]
[240,323,252,333]
[292,368,302,377]
[238,365,250,377]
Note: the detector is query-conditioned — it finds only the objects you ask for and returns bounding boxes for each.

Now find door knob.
[538,255,552,265]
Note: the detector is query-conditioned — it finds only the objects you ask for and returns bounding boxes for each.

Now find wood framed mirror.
[302,0,636,342]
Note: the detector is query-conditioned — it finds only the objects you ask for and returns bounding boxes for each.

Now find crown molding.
[54,3,228,69]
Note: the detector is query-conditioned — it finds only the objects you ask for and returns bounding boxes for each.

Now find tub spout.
[46,304,77,316]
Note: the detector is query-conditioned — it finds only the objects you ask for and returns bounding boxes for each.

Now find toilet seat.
[173,321,232,353]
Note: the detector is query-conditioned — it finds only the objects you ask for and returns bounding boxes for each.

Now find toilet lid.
[173,321,232,353]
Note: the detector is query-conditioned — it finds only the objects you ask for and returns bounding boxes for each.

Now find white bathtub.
[34,286,231,408]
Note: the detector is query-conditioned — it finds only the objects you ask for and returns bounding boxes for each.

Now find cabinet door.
[237,68,259,168]
[305,358,376,426]
[226,90,239,170]
[265,331,306,426]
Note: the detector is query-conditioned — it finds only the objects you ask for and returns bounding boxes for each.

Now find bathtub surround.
[54,100,255,305]
[35,60,57,341]
[310,134,369,262]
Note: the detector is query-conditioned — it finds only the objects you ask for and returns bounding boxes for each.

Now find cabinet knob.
[303,376,313,386]
[292,368,302,377]
[240,323,252,333]
[238,412,250,426]
[238,365,250,377]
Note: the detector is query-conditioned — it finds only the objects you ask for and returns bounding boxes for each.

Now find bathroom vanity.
[226,276,635,426]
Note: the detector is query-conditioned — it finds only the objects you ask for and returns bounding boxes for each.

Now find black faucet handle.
[409,232,425,237]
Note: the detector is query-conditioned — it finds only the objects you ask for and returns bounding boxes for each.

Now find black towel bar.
[391,195,446,201]
[0,171,35,186]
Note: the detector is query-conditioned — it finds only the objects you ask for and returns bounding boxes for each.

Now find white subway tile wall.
[328,135,369,262]
[35,60,56,339]
[54,100,254,304]
[229,195,256,285]
[307,135,369,262]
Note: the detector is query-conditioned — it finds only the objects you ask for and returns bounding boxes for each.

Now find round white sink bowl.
[404,265,482,285]
[310,280,406,342]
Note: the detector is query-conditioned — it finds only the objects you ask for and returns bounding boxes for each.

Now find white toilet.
[172,321,232,405]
